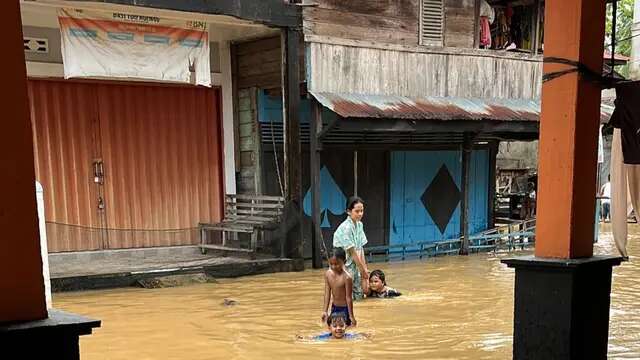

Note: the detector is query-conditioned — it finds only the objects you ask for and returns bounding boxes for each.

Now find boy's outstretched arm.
[322,272,331,323]
[345,276,356,326]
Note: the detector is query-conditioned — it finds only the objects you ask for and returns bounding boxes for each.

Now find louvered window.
[420,0,444,46]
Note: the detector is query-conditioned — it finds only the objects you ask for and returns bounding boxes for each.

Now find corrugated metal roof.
[311,92,540,122]
[312,91,615,124]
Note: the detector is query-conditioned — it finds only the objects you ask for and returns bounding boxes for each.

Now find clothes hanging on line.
[609,81,640,258]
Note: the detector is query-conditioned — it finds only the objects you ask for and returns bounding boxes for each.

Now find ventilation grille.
[421,0,444,46]
[24,37,49,54]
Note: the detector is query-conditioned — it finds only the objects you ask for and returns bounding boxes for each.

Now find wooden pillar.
[532,0,541,54]
[535,0,606,259]
[281,29,303,259]
[0,0,47,323]
[310,99,323,269]
[354,151,358,197]
[488,141,499,229]
[459,133,472,255]
[473,0,481,48]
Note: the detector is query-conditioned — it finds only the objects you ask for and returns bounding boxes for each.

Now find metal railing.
[365,218,536,263]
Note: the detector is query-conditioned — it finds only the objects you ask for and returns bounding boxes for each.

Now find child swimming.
[322,248,356,327]
[314,313,361,340]
[297,313,367,341]
[367,269,401,298]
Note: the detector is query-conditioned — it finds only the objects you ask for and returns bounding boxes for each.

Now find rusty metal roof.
[312,92,615,124]
[311,92,540,122]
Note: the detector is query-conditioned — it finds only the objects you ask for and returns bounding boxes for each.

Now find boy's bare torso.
[326,270,350,306]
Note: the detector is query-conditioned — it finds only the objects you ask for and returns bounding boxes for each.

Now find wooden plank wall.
[236,88,262,194]
[444,0,476,48]
[308,41,542,100]
[234,36,306,91]
[302,0,476,48]
[303,0,420,46]
[235,36,282,90]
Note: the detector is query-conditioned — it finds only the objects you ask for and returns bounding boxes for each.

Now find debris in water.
[223,298,238,306]
[137,274,217,289]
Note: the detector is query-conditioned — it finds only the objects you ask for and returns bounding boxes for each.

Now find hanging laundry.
[480,0,495,24]
[480,17,492,48]
[609,81,640,258]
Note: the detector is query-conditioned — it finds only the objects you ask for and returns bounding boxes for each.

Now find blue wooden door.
[390,151,462,247]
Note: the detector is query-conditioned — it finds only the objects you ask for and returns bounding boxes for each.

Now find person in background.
[333,196,369,300]
[600,177,611,222]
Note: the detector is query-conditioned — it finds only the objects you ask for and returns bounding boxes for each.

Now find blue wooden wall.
[257,90,337,124]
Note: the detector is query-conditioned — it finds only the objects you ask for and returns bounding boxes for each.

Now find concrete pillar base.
[502,255,622,360]
[0,309,100,359]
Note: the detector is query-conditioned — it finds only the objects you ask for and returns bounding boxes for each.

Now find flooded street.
[55,226,640,359]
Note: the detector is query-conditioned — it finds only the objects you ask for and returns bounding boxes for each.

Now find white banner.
[58,8,211,87]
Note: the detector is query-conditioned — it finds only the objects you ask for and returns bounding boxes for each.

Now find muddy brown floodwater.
[55,225,640,359]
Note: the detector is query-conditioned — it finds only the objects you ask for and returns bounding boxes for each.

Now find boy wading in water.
[322,248,356,327]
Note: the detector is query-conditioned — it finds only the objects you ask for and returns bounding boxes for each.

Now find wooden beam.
[310,98,323,269]
[488,141,499,229]
[75,0,301,28]
[0,0,47,323]
[535,0,607,258]
[335,118,539,134]
[305,35,543,62]
[281,28,303,259]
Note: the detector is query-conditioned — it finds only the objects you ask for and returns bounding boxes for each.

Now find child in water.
[322,248,356,327]
[297,313,367,341]
[367,269,401,298]
[313,313,362,340]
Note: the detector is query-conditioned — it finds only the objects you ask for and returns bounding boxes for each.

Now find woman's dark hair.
[331,247,346,262]
[370,269,386,285]
[346,196,364,211]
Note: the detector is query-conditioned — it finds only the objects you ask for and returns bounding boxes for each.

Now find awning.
[311,92,540,122]
[311,91,614,124]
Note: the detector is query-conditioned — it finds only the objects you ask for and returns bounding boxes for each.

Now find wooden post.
[533,0,542,55]
[488,141,499,229]
[310,98,323,269]
[281,28,303,259]
[473,0,481,48]
[354,151,358,197]
[459,133,472,255]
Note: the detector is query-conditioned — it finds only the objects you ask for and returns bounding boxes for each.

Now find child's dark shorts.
[327,304,352,326]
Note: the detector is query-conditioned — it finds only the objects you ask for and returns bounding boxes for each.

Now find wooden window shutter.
[420,0,444,46]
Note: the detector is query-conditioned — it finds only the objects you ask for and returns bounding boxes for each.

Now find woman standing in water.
[333,196,369,300]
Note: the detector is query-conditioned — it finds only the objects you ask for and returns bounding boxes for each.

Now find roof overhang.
[307,92,614,145]
[312,92,540,122]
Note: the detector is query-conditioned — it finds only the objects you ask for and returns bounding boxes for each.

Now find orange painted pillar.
[535,0,607,259]
[0,0,47,323]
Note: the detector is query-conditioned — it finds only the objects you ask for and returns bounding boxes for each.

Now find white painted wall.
[218,40,237,195]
